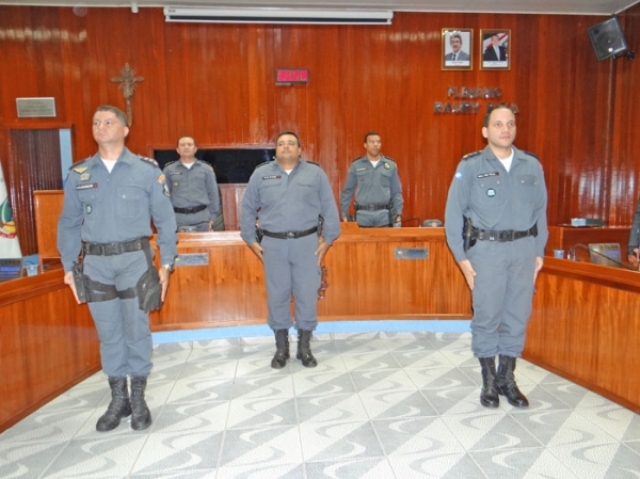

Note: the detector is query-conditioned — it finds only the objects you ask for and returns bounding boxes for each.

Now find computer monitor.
[588,243,622,268]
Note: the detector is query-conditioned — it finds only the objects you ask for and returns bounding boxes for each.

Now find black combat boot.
[496,355,529,408]
[478,357,500,408]
[130,376,152,430]
[96,376,131,432]
[296,329,317,368]
[271,329,290,369]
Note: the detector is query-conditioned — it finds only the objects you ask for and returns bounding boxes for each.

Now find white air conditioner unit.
[163,7,393,25]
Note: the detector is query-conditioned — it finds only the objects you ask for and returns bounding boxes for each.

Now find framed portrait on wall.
[480,29,511,70]
[442,29,473,70]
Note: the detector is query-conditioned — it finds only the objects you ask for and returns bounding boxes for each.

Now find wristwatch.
[162,263,174,272]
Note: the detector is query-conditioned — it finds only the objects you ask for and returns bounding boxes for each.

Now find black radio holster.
[136,266,162,313]
[463,216,477,252]
[72,262,88,304]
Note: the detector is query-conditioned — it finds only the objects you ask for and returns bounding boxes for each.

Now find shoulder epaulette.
[70,157,90,172]
[138,156,159,167]
[351,157,364,163]
[462,150,482,161]
[305,160,320,167]
[164,160,177,168]
[255,161,273,169]
[523,150,540,161]
[383,156,395,162]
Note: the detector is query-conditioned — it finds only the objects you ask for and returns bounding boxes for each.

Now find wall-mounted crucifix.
[110,63,144,126]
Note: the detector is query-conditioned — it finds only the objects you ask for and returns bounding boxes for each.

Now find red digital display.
[275,68,310,84]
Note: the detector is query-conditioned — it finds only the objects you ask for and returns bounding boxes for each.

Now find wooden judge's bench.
[2,191,639,433]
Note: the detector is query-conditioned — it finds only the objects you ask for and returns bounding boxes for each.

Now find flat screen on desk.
[153,148,275,184]
[588,243,622,268]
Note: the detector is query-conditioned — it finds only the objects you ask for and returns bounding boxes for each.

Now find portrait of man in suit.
[442,29,472,70]
[481,30,510,70]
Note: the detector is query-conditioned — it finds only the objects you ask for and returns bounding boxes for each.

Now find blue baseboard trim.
[152,320,471,344]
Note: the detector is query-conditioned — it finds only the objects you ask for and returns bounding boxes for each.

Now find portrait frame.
[441,28,473,71]
[480,29,511,70]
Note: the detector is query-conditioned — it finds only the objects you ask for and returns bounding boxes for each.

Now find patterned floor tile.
[218,426,303,468]
[471,447,579,479]
[0,332,635,479]
[372,417,464,456]
[226,397,298,429]
[442,412,542,451]
[152,400,230,433]
[299,421,385,462]
[359,390,438,419]
[304,458,395,478]
[387,450,487,478]
[296,394,369,424]
[130,431,222,475]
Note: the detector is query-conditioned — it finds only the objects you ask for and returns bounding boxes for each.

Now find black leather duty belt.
[474,224,538,242]
[174,204,207,214]
[82,237,149,256]
[260,226,318,240]
[355,203,389,211]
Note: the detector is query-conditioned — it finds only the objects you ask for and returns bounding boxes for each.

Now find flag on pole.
[0,162,22,258]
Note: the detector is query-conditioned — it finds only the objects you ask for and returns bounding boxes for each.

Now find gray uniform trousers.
[84,250,153,377]
[261,234,321,332]
[467,235,537,358]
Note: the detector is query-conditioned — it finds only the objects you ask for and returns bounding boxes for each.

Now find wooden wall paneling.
[0,7,627,237]
[0,270,100,432]
[609,4,640,226]
[525,259,640,411]
[33,190,65,268]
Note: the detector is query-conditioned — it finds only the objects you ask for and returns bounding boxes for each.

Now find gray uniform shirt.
[163,159,220,227]
[57,147,178,271]
[240,160,341,246]
[444,145,548,262]
[340,155,404,219]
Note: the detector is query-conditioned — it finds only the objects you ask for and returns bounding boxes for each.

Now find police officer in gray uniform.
[340,131,404,227]
[444,104,548,409]
[164,136,220,232]
[240,131,340,369]
[58,105,177,432]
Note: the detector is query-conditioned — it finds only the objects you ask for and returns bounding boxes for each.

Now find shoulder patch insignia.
[158,174,166,184]
[139,156,159,167]
[384,162,391,170]
[462,150,482,161]
[72,165,89,174]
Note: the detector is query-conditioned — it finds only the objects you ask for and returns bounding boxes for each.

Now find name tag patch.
[76,183,98,190]
[477,172,500,178]
[262,175,281,180]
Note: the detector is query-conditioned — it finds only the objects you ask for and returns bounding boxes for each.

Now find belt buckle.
[286,231,295,239]
[106,243,118,255]
[488,232,496,241]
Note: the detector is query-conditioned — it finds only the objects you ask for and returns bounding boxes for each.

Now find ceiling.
[1,0,639,16]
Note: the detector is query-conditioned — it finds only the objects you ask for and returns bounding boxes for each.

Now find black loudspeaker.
[588,16,628,61]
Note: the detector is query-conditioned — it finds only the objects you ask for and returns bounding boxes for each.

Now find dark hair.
[177,136,196,146]
[483,104,515,127]
[450,32,462,43]
[94,105,128,126]
[276,131,301,147]
[364,131,381,143]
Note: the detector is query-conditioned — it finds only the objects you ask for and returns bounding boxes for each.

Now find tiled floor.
[1,332,639,478]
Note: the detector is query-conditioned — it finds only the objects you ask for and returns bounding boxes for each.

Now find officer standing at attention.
[240,131,340,369]
[57,105,177,432]
[444,104,548,409]
[163,136,221,232]
[340,131,404,227]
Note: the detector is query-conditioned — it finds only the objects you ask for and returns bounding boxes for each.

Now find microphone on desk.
[567,243,636,271]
